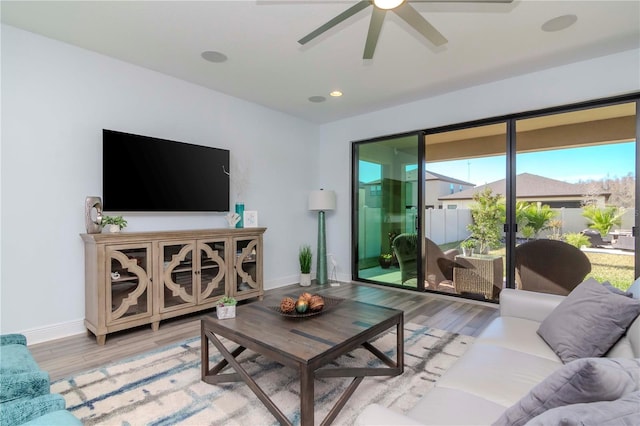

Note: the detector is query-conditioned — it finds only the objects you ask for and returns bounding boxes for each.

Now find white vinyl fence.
[360,207,635,259]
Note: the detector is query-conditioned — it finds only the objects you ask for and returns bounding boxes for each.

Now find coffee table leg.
[300,366,314,426]
[201,322,209,380]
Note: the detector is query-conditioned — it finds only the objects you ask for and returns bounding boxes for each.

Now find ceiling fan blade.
[394,2,447,46]
[298,0,371,45]
[363,7,386,59]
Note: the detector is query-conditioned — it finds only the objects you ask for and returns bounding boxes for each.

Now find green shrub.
[563,232,590,248]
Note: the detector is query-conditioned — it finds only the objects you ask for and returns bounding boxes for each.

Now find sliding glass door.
[351,94,638,302]
[352,134,422,289]
[423,123,507,301]
[514,101,637,294]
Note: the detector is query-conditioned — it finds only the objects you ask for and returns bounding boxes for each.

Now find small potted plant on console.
[299,245,312,287]
[216,296,237,319]
[101,215,128,233]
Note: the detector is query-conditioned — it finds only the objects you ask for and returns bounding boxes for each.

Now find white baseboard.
[21,319,86,345]
[21,272,353,345]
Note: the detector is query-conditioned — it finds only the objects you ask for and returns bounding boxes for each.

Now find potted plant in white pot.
[299,245,312,287]
[460,239,477,257]
[101,215,128,233]
[216,295,237,319]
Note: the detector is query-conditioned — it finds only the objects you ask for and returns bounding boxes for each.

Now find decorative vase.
[235,203,244,228]
[300,273,311,287]
[84,196,103,234]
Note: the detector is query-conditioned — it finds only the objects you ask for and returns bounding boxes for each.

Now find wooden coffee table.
[200,295,404,426]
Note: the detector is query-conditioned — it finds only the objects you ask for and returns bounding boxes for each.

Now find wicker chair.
[515,239,592,296]
[392,234,459,287]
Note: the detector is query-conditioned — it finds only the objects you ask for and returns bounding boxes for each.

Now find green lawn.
[584,252,634,291]
[483,246,634,291]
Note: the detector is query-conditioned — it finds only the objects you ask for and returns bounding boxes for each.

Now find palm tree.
[522,202,557,238]
[582,205,625,237]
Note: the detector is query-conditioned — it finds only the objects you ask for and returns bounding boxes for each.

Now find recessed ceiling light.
[308,96,326,103]
[541,14,577,32]
[329,91,343,97]
[201,51,228,63]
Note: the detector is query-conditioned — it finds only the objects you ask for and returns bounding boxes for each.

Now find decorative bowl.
[270,296,343,318]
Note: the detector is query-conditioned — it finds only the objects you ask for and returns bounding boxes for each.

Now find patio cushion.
[537,278,640,363]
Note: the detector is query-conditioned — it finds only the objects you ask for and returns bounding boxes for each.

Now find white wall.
[2,23,638,344]
[317,49,640,282]
[1,25,320,342]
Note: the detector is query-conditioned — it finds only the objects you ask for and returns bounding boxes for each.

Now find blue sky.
[360,141,635,185]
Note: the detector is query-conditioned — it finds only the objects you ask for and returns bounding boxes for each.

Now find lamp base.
[316,210,328,285]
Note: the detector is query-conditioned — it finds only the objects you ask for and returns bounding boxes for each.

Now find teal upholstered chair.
[0,334,82,425]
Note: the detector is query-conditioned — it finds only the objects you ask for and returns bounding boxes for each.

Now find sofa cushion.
[436,344,561,408]
[406,387,506,425]
[537,278,640,363]
[476,317,560,361]
[492,357,640,426]
[524,391,640,426]
[0,344,41,373]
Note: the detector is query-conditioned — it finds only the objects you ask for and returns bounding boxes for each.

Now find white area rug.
[52,323,474,425]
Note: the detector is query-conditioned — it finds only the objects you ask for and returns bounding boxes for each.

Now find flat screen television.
[102,129,230,212]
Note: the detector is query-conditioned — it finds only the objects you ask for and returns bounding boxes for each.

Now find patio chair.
[392,234,459,287]
[580,229,608,248]
[515,239,591,296]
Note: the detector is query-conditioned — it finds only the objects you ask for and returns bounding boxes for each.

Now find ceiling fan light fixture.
[329,90,343,97]
[373,0,404,10]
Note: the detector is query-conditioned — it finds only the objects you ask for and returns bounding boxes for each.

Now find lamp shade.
[308,189,336,211]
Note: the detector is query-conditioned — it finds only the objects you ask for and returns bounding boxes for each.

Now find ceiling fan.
[298,0,514,59]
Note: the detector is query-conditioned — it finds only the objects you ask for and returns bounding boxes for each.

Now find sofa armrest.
[355,404,424,426]
[0,393,66,425]
[0,370,51,403]
[499,288,564,323]
[0,334,27,346]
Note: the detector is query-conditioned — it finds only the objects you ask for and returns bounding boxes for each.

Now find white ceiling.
[2,0,639,124]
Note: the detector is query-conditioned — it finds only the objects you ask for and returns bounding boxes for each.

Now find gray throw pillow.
[492,358,640,426]
[602,281,633,297]
[537,278,640,362]
[524,391,640,426]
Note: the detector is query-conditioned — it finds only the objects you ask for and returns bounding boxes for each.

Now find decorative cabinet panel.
[81,228,265,345]
[158,238,228,313]
[106,243,153,326]
[233,236,262,299]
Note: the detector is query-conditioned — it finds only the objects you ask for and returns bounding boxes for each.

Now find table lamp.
[308,189,336,285]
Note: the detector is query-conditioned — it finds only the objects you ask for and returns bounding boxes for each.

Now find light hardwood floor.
[29,281,499,382]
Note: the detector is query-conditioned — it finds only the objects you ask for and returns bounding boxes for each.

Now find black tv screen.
[102,129,230,212]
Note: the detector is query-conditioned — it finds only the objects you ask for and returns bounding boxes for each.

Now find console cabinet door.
[233,236,262,298]
[197,239,227,304]
[159,240,196,312]
[105,243,153,325]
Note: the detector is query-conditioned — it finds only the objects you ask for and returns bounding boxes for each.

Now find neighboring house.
[439,173,610,209]
[361,170,474,209]
[424,171,475,209]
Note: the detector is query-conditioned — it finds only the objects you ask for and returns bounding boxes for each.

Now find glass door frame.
[351,131,426,291]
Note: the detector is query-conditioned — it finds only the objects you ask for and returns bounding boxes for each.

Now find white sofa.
[356,279,640,425]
